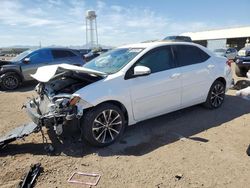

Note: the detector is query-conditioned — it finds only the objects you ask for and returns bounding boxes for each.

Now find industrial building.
[183,26,250,51]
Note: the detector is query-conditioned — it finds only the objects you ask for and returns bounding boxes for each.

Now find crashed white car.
[25,42,232,147]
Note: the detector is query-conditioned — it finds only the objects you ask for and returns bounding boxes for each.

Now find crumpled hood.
[31,63,107,82]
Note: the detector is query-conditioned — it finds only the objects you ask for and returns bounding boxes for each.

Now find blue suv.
[0,48,84,90]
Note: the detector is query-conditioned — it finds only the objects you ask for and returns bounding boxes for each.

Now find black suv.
[235,46,250,77]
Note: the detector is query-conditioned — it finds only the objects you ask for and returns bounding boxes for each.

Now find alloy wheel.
[3,75,19,90]
[210,83,225,108]
[92,109,123,144]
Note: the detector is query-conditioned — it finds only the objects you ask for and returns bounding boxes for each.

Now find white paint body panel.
[33,42,232,126]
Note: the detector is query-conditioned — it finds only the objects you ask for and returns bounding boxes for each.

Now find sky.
[0,0,249,47]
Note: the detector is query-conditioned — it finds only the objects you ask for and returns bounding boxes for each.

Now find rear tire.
[204,80,225,109]
[81,103,125,147]
[235,64,247,77]
[0,72,21,90]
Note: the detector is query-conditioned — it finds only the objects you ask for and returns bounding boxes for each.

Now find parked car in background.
[0,48,84,90]
[162,36,192,42]
[77,49,91,57]
[214,48,237,60]
[235,46,250,77]
[25,41,232,147]
[84,48,109,62]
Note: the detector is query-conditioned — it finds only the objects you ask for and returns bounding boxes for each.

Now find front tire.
[0,72,21,90]
[204,80,225,109]
[81,103,125,147]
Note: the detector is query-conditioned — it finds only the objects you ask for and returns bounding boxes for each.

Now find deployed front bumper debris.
[0,123,40,149]
[18,163,42,188]
[0,86,83,148]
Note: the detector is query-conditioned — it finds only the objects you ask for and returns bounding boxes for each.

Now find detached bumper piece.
[18,163,42,188]
[0,122,39,149]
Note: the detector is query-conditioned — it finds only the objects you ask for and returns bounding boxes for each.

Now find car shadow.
[0,95,249,157]
[95,95,250,156]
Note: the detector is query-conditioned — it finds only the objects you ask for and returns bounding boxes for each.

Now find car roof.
[118,41,213,57]
[40,47,75,51]
[119,41,198,49]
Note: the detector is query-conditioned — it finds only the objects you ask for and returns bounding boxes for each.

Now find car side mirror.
[133,65,151,76]
[23,57,30,64]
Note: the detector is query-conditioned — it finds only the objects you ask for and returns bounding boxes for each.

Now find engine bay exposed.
[37,70,103,96]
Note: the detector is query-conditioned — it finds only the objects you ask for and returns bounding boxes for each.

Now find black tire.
[0,72,21,90]
[235,64,247,77]
[204,80,225,109]
[81,103,126,147]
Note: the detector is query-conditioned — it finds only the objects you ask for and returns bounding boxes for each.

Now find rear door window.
[52,50,76,59]
[174,45,210,67]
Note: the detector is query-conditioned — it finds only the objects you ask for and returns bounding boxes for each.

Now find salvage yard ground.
[0,64,250,188]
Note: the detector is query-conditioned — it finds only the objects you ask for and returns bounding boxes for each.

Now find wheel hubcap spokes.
[92,109,122,143]
[4,76,18,89]
[211,84,225,107]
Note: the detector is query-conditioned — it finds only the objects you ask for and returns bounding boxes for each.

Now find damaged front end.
[26,90,82,136]
[0,65,104,148]
[26,69,101,136]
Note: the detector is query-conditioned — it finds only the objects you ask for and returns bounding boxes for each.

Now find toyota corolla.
[10,41,232,147]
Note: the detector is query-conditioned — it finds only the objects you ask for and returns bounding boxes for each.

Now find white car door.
[126,46,182,121]
[173,45,214,108]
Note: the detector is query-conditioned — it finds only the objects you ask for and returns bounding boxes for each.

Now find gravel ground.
[0,64,250,188]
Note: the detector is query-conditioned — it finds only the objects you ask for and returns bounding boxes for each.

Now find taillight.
[226,60,232,68]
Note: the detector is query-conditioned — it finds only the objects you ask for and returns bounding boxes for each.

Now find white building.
[182,26,250,51]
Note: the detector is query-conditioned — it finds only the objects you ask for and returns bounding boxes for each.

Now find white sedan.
[27,41,232,147]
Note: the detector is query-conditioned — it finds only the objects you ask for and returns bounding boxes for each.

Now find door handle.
[207,64,215,69]
[170,73,181,79]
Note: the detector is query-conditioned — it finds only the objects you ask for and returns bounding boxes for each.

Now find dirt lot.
[0,65,250,188]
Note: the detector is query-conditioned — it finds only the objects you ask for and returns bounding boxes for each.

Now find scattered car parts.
[247,144,250,156]
[68,172,101,186]
[0,123,39,149]
[18,163,42,188]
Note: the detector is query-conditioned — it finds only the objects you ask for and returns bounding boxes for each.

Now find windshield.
[11,50,33,62]
[83,48,143,74]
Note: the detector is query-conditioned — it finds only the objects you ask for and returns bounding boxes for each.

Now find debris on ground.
[68,172,101,186]
[233,80,250,90]
[236,86,250,100]
[18,163,43,188]
[0,123,39,149]
[247,144,250,156]
[175,173,183,181]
